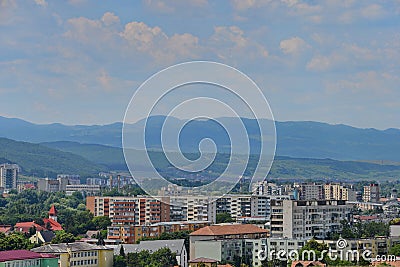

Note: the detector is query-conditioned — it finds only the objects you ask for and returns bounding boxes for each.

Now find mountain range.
[1,115,399,161]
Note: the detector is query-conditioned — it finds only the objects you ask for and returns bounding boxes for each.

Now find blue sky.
[0,0,399,129]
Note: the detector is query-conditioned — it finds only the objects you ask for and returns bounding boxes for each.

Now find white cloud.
[306,53,345,71]
[280,37,309,54]
[361,4,384,19]
[210,26,268,60]
[97,69,113,91]
[325,71,396,95]
[144,0,208,13]
[101,12,120,26]
[34,0,47,7]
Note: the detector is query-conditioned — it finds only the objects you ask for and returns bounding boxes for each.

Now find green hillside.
[0,138,105,177]
[42,141,400,182]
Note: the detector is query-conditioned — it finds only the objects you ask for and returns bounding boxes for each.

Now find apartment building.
[363,183,380,203]
[86,196,170,224]
[270,199,352,239]
[324,183,357,201]
[170,196,216,223]
[0,163,19,191]
[65,184,100,196]
[216,195,252,220]
[297,183,324,200]
[108,221,210,244]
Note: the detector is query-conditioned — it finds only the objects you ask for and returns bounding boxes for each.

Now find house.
[189,257,217,267]
[29,230,55,244]
[31,242,114,267]
[0,250,58,267]
[14,221,44,234]
[14,205,63,234]
[108,239,188,267]
[0,225,12,235]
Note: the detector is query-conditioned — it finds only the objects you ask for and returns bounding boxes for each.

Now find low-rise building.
[189,224,269,261]
[29,230,55,244]
[66,184,100,196]
[0,250,58,267]
[108,239,188,267]
[31,242,114,267]
[108,221,210,244]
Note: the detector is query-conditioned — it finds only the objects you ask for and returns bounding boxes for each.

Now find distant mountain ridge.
[0,138,105,177]
[1,116,400,161]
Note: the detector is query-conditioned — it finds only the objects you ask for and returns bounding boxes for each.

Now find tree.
[51,231,75,244]
[151,247,178,267]
[0,232,33,251]
[113,255,127,267]
[390,244,400,256]
[216,212,234,224]
[92,216,112,230]
[120,245,126,257]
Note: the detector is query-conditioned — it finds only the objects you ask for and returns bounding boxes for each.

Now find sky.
[0,0,399,129]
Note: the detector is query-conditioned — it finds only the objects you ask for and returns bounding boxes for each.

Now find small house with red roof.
[14,221,44,234]
[0,250,58,266]
[0,225,12,235]
[14,205,63,235]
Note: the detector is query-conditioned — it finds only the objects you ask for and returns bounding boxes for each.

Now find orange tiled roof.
[43,218,63,231]
[190,224,268,236]
[49,205,57,216]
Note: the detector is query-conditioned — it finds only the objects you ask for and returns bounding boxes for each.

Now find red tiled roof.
[190,224,268,236]
[49,205,57,216]
[189,257,218,263]
[355,215,378,220]
[0,225,12,233]
[372,260,400,267]
[14,222,44,233]
[0,250,56,262]
[43,218,63,231]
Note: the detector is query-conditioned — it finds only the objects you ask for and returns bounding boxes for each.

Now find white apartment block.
[0,163,19,190]
[66,184,100,196]
[270,199,352,239]
[170,196,216,223]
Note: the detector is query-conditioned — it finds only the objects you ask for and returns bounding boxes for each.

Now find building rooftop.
[190,224,268,236]
[15,222,45,233]
[32,242,113,253]
[0,250,56,262]
[108,239,185,255]
[43,218,63,231]
[49,205,57,216]
[189,257,218,263]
